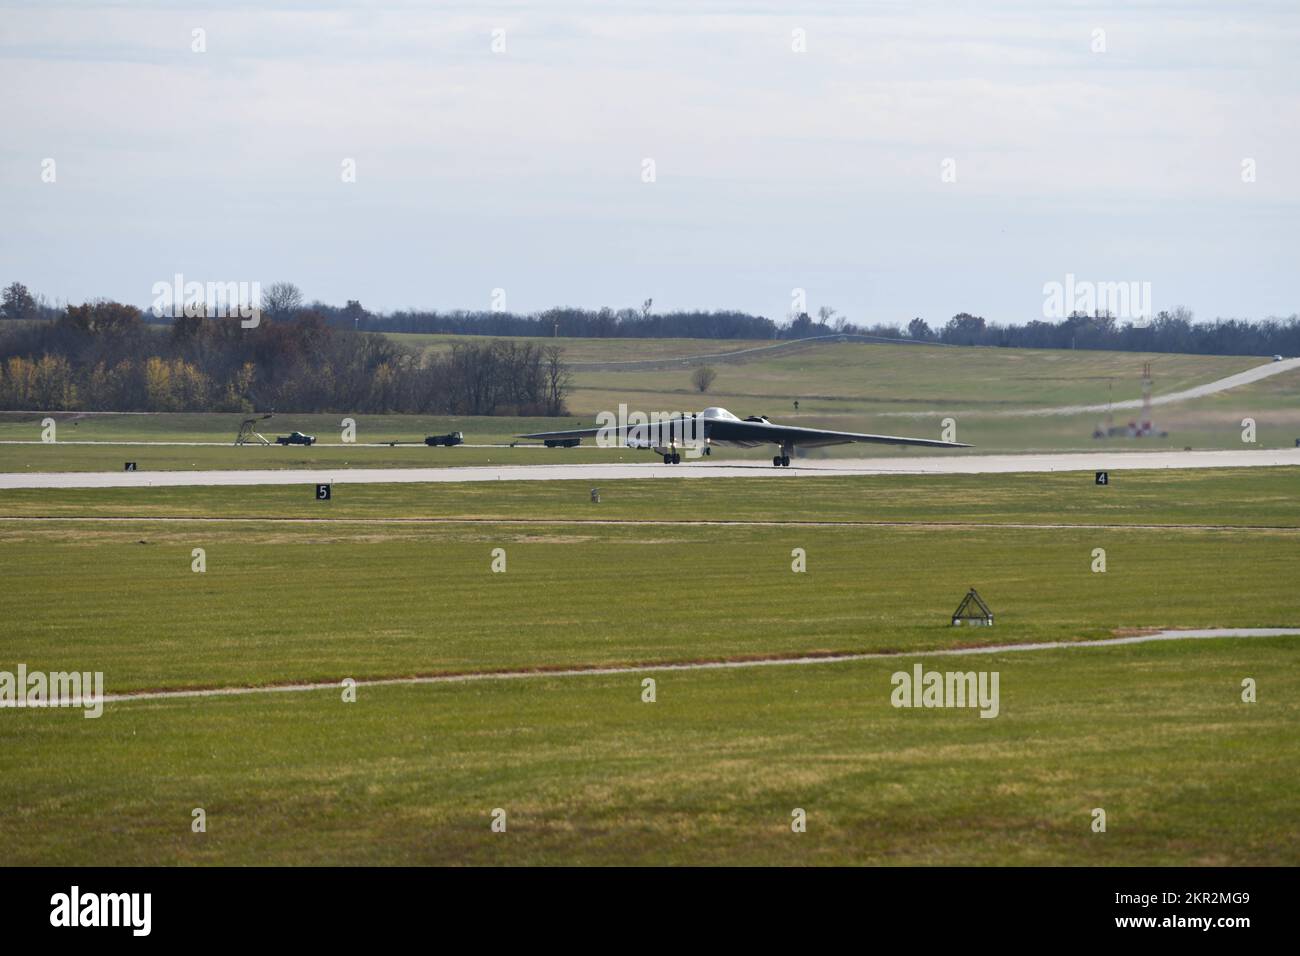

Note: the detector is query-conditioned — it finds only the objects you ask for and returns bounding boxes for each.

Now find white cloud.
[0,1,1296,320]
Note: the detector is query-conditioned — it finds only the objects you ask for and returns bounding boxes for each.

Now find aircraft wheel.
[663,454,672,465]
[772,456,782,467]
[781,456,790,467]
[671,454,681,465]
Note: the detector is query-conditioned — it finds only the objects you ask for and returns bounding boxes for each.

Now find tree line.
[344,303,782,341]
[3,278,1298,414]
[0,298,570,416]
[898,309,1300,356]
[330,298,1300,358]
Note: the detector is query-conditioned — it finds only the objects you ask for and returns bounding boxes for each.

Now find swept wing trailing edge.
[519,406,969,466]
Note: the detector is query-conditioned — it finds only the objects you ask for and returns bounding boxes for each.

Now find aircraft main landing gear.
[772,455,790,467]
[663,453,681,465]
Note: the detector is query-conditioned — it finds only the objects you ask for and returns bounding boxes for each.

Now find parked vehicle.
[275,431,316,446]
[425,432,464,446]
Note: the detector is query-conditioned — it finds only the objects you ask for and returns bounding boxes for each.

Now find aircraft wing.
[521,417,968,449]
[519,419,699,442]
[703,418,970,449]
[518,425,607,441]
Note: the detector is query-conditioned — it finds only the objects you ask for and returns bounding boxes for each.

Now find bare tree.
[691,365,717,393]
[543,345,571,416]
[261,282,303,322]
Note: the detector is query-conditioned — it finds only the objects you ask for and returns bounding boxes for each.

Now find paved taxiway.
[1,447,1296,489]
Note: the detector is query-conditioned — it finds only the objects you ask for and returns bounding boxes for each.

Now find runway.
[1,447,1297,489]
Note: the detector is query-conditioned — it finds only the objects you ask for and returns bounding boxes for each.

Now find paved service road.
[1,448,1297,489]
[875,356,1300,418]
[1011,356,1300,417]
[22,628,1296,707]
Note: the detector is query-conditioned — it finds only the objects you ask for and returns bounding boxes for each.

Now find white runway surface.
[0,447,1297,489]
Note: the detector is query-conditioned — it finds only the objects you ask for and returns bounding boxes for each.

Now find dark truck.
[275,431,316,446]
[425,432,464,447]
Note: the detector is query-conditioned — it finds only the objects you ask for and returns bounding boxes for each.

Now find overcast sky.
[2,1,1297,325]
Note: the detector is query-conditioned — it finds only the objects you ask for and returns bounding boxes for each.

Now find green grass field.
[568,342,1263,415]
[0,411,571,444]
[391,333,1261,409]
[1,467,1297,525]
[1,340,1294,473]
[4,639,1295,866]
[2,342,1295,865]
[386,331,769,365]
[2,469,1298,864]
[5,517,1297,691]
[0,409,1293,472]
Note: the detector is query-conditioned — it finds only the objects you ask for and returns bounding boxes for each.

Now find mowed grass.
[385,332,766,364]
[0,408,585,442]
[2,476,1300,691]
[0,410,636,472]
[567,341,1263,414]
[2,468,1297,865]
[0,411,581,444]
[2,639,1296,865]
[389,334,1261,412]
[1,343,1293,471]
[2,468,1297,527]
[2,410,1295,471]
[0,439,640,473]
